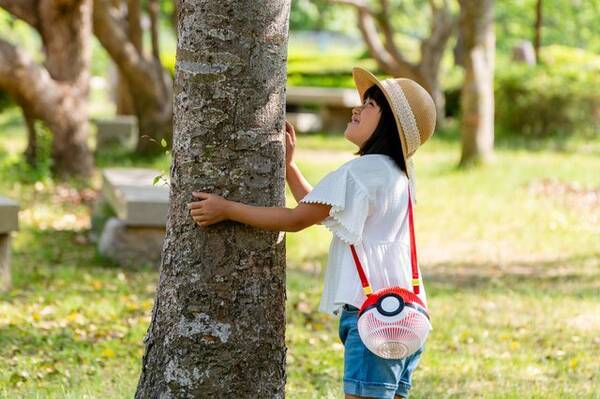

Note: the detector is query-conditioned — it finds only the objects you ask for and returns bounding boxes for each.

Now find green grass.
[0,110,599,397]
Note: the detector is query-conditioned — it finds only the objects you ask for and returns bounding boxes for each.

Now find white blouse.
[299,154,428,317]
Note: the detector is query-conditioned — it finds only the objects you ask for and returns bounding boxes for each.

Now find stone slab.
[0,196,19,233]
[101,168,170,227]
[98,217,164,268]
[286,86,361,108]
[93,115,138,149]
[285,111,322,133]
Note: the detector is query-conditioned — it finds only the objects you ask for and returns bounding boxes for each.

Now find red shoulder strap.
[350,189,420,296]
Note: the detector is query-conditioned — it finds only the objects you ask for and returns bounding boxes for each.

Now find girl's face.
[344,96,381,148]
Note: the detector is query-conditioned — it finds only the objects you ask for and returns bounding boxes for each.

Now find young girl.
[187,67,436,399]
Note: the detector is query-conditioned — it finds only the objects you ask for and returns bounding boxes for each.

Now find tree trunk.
[114,0,141,115]
[415,64,446,128]
[115,66,135,115]
[38,0,94,178]
[134,1,291,397]
[93,0,174,156]
[534,0,542,63]
[23,108,37,167]
[47,97,95,179]
[0,0,94,180]
[458,0,495,166]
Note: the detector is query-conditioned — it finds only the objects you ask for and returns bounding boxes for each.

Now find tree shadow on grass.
[5,226,159,302]
[431,119,598,155]
[425,253,600,298]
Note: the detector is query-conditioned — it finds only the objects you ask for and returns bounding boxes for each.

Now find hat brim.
[351,66,410,166]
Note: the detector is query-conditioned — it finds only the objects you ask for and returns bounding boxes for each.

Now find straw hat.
[352,66,436,205]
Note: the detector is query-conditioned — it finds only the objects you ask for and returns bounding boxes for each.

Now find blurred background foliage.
[1,0,598,141]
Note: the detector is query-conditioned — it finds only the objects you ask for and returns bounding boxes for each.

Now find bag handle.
[349,189,420,297]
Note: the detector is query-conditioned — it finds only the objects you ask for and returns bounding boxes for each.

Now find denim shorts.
[338,304,424,399]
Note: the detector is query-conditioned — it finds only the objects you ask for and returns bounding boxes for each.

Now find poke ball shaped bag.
[355,286,431,360]
[349,190,431,360]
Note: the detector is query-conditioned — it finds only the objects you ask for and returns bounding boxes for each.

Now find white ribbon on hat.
[379,78,420,205]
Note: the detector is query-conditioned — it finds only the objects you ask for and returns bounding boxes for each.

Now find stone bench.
[91,168,169,268]
[286,86,361,133]
[0,196,19,292]
[92,115,138,151]
[285,111,322,133]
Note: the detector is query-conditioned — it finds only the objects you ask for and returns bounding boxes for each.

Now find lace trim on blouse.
[300,166,370,245]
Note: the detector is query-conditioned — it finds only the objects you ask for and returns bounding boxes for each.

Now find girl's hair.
[353,84,406,174]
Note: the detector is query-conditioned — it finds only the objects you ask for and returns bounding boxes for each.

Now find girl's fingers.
[286,131,295,145]
[285,120,295,137]
[193,215,207,223]
[192,192,209,199]
[188,203,201,210]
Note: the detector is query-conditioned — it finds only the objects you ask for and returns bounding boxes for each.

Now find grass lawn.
[0,109,599,398]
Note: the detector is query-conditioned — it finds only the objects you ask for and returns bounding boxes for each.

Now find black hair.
[353,84,406,174]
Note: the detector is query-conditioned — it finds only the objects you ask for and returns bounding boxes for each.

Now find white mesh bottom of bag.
[357,306,431,359]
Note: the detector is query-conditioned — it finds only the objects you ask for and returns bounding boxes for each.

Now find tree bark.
[458,0,495,166]
[0,0,94,179]
[134,1,291,397]
[93,0,174,155]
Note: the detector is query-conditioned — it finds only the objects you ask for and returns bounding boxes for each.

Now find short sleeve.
[299,167,370,245]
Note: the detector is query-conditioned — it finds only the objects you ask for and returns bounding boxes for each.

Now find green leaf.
[152,175,161,185]
[160,138,167,148]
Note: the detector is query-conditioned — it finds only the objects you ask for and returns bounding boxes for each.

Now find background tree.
[112,0,143,115]
[330,0,457,125]
[533,0,542,63]
[0,0,94,179]
[134,0,291,396]
[457,0,495,166]
[93,0,173,155]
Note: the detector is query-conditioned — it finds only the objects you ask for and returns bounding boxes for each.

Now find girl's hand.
[187,192,231,227]
[285,119,296,166]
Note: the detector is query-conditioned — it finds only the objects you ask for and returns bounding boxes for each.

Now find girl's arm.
[226,200,330,232]
[284,120,312,203]
[286,162,312,203]
[188,191,331,232]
